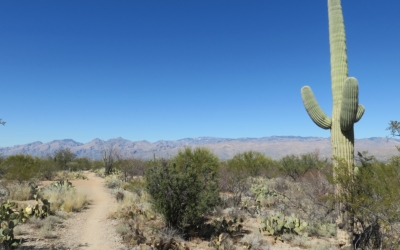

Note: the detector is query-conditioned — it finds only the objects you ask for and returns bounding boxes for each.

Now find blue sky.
[1,1,399,147]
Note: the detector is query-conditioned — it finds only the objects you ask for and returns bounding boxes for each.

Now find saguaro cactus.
[301,0,365,248]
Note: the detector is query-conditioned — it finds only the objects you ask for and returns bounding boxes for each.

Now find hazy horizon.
[1,135,399,148]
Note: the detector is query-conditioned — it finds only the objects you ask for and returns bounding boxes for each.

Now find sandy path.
[58,172,126,250]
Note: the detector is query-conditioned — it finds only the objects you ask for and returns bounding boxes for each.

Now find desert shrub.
[13,226,26,236]
[8,183,33,201]
[228,151,275,177]
[41,184,89,212]
[54,171,76,181]
[208,233,236,250]
[218,162,249,207]
[38,222,55,239]
[28,216,44,229]
[247,173,335,238]
[63,158,92,171]
[332,155,400,249]
[116,158,146,182]
[270,174,335,225]
[108,186,152,221]
[123,178,146,197]
[307,222,336,237]
[55,170,88,181]
[145,147,220,230]
[37,158,58,181]
[115,191,124,202]
[290,235,311,248]
[26,215,63,240]
[310,241,337,250]
[0,155,40,183]
[116,223,130,236]
[240,232,269,250]
[279,151,327,181]
[219,151,276,207]
[217,162,231,193]
[73,157,92,170]
[158,226,184,242]
[66,162,79,171]
[0,182,9,205]
[90,160,104,171]
[104,175,123,189]
[53,148,77,171]
[93,167,106,178]
[37,215,62,239]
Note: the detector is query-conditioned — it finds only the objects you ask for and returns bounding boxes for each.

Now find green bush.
[228,151,275,177]
[53,148,77,171]
[0,155,40,183]
[90,160,104,171]
[279,151,325,181]
[122,179,146,197]
[74,157,92,170]
[332,153,400,249]
[145,147,220,230]
[37,158,58,181]
[221,151,276,206]
[115,158,146,182]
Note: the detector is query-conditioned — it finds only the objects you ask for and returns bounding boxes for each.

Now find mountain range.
[1,136,399,161]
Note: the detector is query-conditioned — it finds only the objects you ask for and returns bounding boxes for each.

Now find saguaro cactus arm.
[339,77,365,130]
[340,77,363,131]
[355,104,365,122]
[301,86,332,129]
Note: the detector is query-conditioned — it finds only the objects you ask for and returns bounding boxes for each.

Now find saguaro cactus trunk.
[301,0,365,248]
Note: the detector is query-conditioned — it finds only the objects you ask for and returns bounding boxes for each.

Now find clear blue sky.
[1,1,399,147]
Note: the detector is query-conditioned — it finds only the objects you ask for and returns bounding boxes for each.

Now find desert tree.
[53,148,77,171]
[386,120,400,137]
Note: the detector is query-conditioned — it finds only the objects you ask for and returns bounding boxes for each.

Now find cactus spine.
[301,0,365,247]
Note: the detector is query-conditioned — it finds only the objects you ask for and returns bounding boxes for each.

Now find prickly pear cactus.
[260,212,308,241]
[300,0,365,247]
[32,195,51,219]
[49,180,73,190]
[0,201,26,248]
[211,217,243,235]
[250,184,278,203]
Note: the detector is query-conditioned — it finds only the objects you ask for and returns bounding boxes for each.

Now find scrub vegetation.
[0,142,399,249]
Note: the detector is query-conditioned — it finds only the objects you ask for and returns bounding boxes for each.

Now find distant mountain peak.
[0,136,399,161]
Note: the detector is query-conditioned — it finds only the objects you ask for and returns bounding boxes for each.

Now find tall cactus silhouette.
[301,0,364,248]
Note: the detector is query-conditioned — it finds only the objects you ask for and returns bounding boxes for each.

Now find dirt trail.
[59,172,126,250]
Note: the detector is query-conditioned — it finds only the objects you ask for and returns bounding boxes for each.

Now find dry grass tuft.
[292,235,308,248]
[104,175,123,189]
[115,223,130,236]
[13,226,28,236]
[8,183,33,201]
[42,187,89,212]
[55,171,88,180]
[37,216,63,239]
[240,232,269,250]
